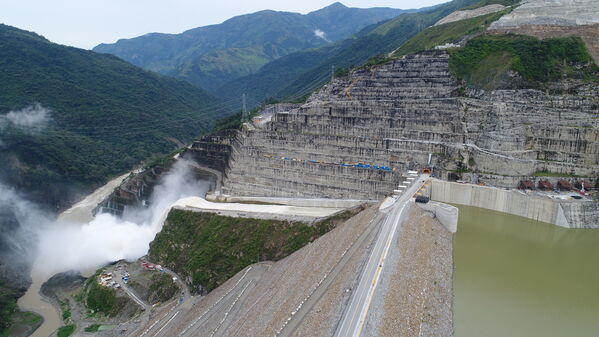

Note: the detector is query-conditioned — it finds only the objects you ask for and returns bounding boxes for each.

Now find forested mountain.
[215,0,497,105]
[93,3,410,91]
[0,24,222,210]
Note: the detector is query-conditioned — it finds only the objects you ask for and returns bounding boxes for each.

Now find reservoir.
[454,205,599,337]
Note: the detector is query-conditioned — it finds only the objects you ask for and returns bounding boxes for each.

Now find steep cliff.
[207,48,598,200]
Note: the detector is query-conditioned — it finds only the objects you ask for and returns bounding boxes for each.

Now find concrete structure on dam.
[92,47,599,227]
[427,179,599,229]
[184,50,598,224]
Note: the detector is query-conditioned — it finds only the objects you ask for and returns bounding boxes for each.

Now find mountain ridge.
[214,0,484,105]
[0,23,221,210]
[93,3,410,91]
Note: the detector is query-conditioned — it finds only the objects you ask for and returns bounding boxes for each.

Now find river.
[454,205,599,337]
[17,160,211,337]
[17,172,131,337]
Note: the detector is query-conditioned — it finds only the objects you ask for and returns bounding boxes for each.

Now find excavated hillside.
[186,50,599,200]
[489,0,599,63]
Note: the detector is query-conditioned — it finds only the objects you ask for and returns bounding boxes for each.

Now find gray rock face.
[435,4,506,26]
[490,0,599,28]
[202,50,599,200]
[40,270,86,301]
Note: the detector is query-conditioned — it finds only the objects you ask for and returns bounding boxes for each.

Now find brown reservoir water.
[454,205,599,337]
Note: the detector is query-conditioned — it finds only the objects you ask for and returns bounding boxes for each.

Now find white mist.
[35,159,210,276]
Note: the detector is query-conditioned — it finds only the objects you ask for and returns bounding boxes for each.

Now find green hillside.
[215,0,487,105]
[149,207,363,293]
[0,24,223,210]
[450,35,599,89]
[93,3,408,92]
[391,9,511,57]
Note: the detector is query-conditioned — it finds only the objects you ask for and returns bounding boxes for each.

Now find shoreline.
[17,171,133,337]
[425,179,599,229]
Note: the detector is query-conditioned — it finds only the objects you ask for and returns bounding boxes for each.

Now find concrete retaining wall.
[417,201,458,233]
[428,179,599,228]
[172,206,325,223]
[205,194,371,208]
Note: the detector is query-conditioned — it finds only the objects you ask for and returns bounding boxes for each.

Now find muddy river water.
[17,172,131,337]
[18,178,599,337]
[454,205,599,337]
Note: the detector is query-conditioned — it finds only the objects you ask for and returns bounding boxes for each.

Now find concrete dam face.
[186,50,599,201]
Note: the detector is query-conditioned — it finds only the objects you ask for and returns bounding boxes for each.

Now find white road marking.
[334,175,427,337]
[208,281,253,337]
[178,267,253,336]
[152,311,180,337]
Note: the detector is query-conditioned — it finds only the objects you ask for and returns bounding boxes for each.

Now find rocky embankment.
[490,0,599,28]
[435,4,506,26]
[489,0,599,63]
[365,206,453,337]
[129,199,454,337]
[191,50,598,198]
[94,160,216,217]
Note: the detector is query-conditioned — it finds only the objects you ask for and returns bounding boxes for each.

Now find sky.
[0,0,446,50]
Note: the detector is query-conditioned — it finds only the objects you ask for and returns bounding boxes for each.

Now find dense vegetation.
[211,112,243,132]
[83,277,133,318]
[0,311,42,337]
[94,3,406,92]
[85,281,118,316]
[56,324,75,337]
[449,35,599,89]
[129,272,180,304]
[0,281,17,334]
[392,10,510,57]
[0,24,221,210]
[147,274,180,303]
[149,207,363,293]
[84,324,101,332]
[215,0,486,105]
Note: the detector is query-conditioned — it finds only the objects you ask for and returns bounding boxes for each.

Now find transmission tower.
[331,65,335,82]
[241,93,247,122]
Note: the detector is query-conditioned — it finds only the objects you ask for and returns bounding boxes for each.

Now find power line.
[17,96,258,140]
[284,70,332,101]
[3,66,330,142]
[331,65,335,82]
[49,95,249,133]
[242,93,247,122]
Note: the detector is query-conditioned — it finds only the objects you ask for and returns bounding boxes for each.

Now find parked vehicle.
[415,196,430,204]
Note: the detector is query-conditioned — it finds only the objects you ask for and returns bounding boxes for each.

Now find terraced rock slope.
[187,50,598,199]
[489,0,599,62]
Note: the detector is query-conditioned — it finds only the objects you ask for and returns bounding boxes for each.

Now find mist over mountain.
[93,2,411,91]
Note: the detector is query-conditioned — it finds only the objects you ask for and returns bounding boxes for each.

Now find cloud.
[0,103,52,134]
[0,160,210,281]
[34,160,210,276]
[313,29,329,42]
[0,182,49,283]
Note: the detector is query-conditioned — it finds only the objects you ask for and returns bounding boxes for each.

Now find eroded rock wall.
[488,0,599,63]
[216,50,598,200]
[435,4,506,26]
[490,0,599,28]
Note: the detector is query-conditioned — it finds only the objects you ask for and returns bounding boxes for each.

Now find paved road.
[277,212,385,337]
[161,266,192,304]
[333,174,428,337]
[120,174,426,337]
[113,268,149,310]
